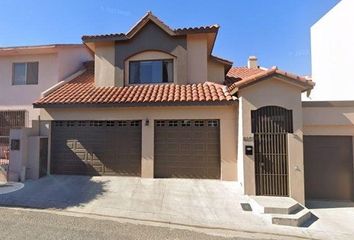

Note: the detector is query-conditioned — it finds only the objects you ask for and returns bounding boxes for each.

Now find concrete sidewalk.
[0,175,353,240]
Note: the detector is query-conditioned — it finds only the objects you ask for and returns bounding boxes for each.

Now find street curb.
[0,205,318,240]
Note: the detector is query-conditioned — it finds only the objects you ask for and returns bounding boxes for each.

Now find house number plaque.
[243,136,254,142]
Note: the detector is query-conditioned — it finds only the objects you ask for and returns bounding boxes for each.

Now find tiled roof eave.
[227,67,314,93]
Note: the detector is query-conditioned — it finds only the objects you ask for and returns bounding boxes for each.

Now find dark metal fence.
[0,110,27,136]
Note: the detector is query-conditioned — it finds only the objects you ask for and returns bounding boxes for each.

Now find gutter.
[33,100,238,109]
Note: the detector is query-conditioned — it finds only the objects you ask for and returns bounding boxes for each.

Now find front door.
[251,106,293,196]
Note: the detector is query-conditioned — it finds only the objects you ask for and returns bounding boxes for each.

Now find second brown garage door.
[154,119,220,179]
[51,120,141,176]
[304,136,354,201]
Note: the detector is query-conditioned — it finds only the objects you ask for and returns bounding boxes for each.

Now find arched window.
[125,51,176,84]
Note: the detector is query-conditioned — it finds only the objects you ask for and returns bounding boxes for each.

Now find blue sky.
[0,0,339,76]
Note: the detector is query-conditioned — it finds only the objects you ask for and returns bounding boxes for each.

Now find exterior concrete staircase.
[249,196,312,227]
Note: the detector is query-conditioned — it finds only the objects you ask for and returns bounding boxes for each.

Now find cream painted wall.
[58,47,92,81]
[8,120,49,181]
[238,78,305,203]
[124,51,177,85]
[208,60,225,84]
[303,105,354,135]
[40,105,238,181]
[303,106,354,126]
[0,53,57,127]
[0,46,92,126]
[94,44,117,87]
[310,0,354,101]
[187,34,208,84]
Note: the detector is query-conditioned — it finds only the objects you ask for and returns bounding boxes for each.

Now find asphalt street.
[0,207,295,240]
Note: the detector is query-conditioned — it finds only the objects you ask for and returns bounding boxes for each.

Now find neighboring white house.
[0,44,92,160]
[310,0,354,100]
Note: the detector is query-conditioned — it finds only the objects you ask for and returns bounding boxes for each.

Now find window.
[117,121,127,127]
[207,120,219,127]
[78,121,86,127]
[129,59,173,84]
[66,121,76,127]
[181,120,191,127]
[106,121,115,127]
[12,62,39,85]
[89,121,103,127]
[130,121,140,127]
[194,120,205,127]
[168,120,178,127]
[156,120,165,127]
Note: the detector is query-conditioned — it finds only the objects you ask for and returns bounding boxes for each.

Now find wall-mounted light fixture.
[145,118,150,126]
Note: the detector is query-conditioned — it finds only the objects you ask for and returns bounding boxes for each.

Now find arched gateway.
[251,106,293,196]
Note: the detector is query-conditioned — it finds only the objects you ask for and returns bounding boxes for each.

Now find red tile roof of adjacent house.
[34,69,234,107]
[226,66,266,80]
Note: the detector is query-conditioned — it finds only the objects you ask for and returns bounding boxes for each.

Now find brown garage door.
[154,119,220,179]
[51,120,141,176]
[304,136,354,201]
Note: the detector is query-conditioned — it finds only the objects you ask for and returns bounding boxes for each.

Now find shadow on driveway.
[0,175,108,209]
[306,200,354,209]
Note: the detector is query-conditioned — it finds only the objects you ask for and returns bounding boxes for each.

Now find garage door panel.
[304,136,353,201]
[154,119,220,179]
[51,120,141,176]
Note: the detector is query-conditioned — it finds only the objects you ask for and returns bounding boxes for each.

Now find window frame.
[128,59,174,84]
[12,62,39,86]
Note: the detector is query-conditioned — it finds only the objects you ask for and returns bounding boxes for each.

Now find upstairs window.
[12,62,39,85]
[129,59,173,84]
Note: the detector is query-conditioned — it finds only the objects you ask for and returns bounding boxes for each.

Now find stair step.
[249,196,301,214]
[271,208,312,227]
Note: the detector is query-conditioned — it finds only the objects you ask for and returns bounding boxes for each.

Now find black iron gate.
[251,106,293,196]
[0,110,27,179]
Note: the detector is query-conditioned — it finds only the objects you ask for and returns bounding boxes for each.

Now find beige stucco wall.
[40,105,238,181]
[124,51,177,85]
[303,105,354,135]
[208,60,225,84]
[187,34,208,84]
[94,43,117,87]
[238,78,305,203]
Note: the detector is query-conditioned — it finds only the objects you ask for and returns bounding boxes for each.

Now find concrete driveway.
[0,175,353,240]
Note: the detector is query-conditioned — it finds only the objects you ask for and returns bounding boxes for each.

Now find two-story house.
[9,12,354,204]
[0,44,92,172]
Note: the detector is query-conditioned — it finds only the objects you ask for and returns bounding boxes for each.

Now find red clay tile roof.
[82,25,219,42]
[174,25,220,35]
[227,66,265,80]
[227,67,314,92]
[34,70,234,107]
[82,12,219,42]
